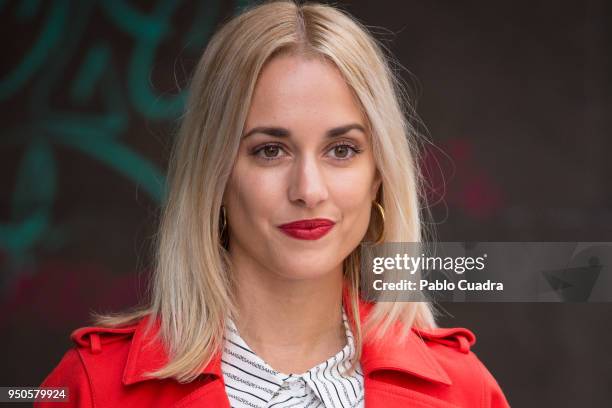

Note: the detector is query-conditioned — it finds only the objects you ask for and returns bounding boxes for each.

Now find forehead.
[245,54,366,129]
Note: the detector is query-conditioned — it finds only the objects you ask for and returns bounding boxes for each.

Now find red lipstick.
[277,218,335,240]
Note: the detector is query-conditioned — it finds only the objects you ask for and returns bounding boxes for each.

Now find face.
[223,53,381,280]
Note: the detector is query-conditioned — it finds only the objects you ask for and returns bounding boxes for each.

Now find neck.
[230,253,347,373]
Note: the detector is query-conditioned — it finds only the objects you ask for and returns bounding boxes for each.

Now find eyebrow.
[242,123,366,139]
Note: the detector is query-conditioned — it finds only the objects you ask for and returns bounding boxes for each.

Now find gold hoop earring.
[372,200,385,244]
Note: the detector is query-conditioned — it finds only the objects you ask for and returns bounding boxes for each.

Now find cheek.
[329,168,375,218]
[227,160,286,220]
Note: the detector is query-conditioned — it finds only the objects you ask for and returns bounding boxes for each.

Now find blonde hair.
[93,0,437,383]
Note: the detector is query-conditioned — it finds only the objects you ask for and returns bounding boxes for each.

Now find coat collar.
[122,303,454,388]
[356,302,453,386]
[122,316,224,385]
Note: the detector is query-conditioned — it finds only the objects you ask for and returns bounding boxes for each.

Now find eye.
[251,141,363,162]
[252,143,287,161]
[327,142,362,160]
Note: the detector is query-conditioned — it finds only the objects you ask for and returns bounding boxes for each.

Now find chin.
[274,257,339,281]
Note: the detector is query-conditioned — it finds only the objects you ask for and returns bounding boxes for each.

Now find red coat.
[37,299,510,407]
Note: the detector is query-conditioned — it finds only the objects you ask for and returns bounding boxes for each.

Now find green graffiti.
[0,0,69,101]
[128,42,186,119]
[71,45,111,103]
[1,140,54,257]
[0,209,49,255]
[102,0,182,119]
[12,139,56,221]
[100,0,172,42]
[41,113,126,140]
[53,131,166,202]
[0,0,227,274]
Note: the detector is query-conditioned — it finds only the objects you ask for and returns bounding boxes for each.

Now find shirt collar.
[221,306,360,406]
[122,297,453,386]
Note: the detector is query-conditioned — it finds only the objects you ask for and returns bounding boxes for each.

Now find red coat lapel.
[120,317,229,407]
[121,317,223,387]
[351,298,457,408]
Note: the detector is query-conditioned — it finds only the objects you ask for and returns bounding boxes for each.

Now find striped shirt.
[221,307,365,408]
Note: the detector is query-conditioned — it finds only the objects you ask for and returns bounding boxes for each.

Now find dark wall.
[359,1,612,405]
[1,1,610,406]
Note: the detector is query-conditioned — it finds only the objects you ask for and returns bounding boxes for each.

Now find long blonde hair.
[93,0,437,383]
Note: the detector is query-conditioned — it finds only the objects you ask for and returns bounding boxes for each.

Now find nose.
[287,155,329,208]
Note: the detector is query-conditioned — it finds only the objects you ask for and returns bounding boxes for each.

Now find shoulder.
[69,319,141,367]
[37,316,220,406]
[67,318,141,372]
[413,326,510,407]
[35,319,143,408]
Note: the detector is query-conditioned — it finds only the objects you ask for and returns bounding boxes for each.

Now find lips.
[277,218,335,240]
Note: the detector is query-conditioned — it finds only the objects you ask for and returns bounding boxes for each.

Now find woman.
[38,1,510,407]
